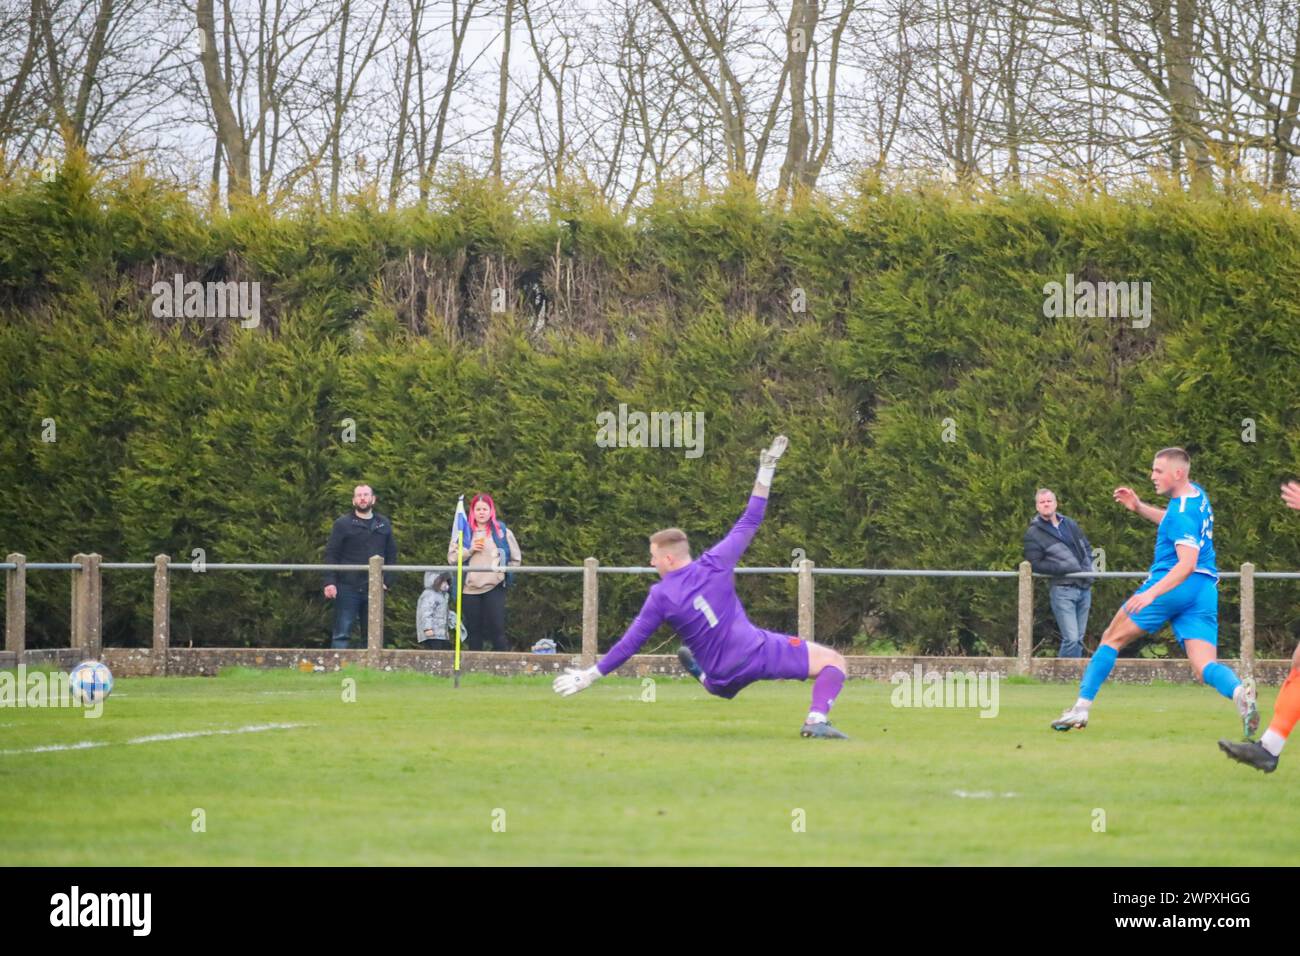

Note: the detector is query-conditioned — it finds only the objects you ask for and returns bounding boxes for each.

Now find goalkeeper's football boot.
[1051,706,1088,731]
[1218,738,1278,773]
[800,720,849,739]
[1235,677,1260,738]
[677,646,704,683]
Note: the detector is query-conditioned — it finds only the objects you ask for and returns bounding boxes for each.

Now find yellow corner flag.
[450,495,470,687]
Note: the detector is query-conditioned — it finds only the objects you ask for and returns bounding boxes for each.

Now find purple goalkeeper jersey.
[595,495,769,680]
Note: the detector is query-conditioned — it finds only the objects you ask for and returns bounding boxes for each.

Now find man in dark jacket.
[323,484,398,649]
[1023,488,1093,658]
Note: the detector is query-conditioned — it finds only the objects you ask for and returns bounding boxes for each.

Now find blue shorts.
[703,629,811,700]
[1124,572,1218,645]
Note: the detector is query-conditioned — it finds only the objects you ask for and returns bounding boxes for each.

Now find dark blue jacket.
[323,512,398,590]
[1023,514,1093,588]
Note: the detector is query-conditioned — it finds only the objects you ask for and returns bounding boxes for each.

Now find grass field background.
[2,667,1297,865]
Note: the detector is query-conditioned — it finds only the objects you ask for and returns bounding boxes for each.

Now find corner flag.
[450,495,471,687]
[451,495,472,552]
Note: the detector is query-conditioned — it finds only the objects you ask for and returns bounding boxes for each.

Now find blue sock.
[1080,645,1118,701]
[1201,661,1241,701]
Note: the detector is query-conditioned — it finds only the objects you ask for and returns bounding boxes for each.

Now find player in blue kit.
[1051,447,1258,734]
[552,436,852,739]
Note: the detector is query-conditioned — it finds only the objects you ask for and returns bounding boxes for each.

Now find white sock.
[806,711,828,724]
[1260,729,1286,757]
[1074,698,1092,712]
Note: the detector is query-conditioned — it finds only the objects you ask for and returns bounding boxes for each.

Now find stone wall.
[0,648,81,669]
[0,646,1287,684]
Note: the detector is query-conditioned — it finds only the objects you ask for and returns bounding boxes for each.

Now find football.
[68,660,114,705]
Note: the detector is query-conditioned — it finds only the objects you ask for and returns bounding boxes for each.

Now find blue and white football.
[69,660,114,704]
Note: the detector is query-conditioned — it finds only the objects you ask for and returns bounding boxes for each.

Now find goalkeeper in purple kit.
[553,436,851,739]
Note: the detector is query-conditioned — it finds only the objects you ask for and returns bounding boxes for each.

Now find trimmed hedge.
[3,156,1300,655]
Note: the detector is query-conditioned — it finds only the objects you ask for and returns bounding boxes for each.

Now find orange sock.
[1267,668,1300,739]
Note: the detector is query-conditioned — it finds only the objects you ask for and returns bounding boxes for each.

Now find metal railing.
[0,552,1284,673]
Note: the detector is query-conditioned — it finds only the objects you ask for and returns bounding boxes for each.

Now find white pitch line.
[952,789,1018,799]
[0,722,307,756]
[4,740,102,754]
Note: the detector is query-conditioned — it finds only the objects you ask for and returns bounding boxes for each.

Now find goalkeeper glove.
[553,665,602,697]
[757,434,788,486]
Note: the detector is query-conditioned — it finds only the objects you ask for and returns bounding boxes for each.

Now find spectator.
[417,571,463,649]
[447,492,521,651]
[1023,488,1094,658]
[323,484,398,649]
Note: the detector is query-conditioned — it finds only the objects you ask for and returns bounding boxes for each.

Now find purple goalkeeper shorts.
[703,629,811,700]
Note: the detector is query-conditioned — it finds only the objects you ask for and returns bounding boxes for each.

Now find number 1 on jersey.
[693,594,719,628]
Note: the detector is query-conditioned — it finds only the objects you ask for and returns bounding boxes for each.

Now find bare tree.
[197,0,251,196]
[649,0,756,176]
[191,0,340,204]
[778,0,854,197]
[322,0,392,208]
[1198,0,1300,191]
[1030,1,1217,190]
[9,0,1300,207]
[413,0,480,205]
[0,0,186,172]
[492,0,514,180]
[0,0,44,171]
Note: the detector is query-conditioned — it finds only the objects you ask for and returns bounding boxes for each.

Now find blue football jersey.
[1150,482,1217,580]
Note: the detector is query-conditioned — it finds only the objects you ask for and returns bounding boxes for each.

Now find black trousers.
[461,584,508,651]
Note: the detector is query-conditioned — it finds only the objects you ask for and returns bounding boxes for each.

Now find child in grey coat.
[417,571,465,649]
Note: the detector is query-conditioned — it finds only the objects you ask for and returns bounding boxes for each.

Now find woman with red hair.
[447,492,522,651]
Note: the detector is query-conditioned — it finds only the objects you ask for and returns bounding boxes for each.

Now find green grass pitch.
[2,667,1298,865]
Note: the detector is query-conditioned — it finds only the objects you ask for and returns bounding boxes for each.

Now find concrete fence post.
[367,556,385,655]
[1240,562,1255,679]
[153,554,170,676]
[70,552,86,650]
[86,553,103,659]
[798,559,815,642]
[1017,561,1033,677]
[5,553,26,654]
[582,557,599,667]
[71,553,102,658]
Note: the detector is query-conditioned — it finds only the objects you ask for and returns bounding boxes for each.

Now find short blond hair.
[1155,446,1190,468]
[650,527,691,558]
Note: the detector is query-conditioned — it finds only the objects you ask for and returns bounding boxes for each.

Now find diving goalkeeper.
[552,436,850,739]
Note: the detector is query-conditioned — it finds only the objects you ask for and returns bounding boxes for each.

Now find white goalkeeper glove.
[757,434,788,486]
[553,665,602,697]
